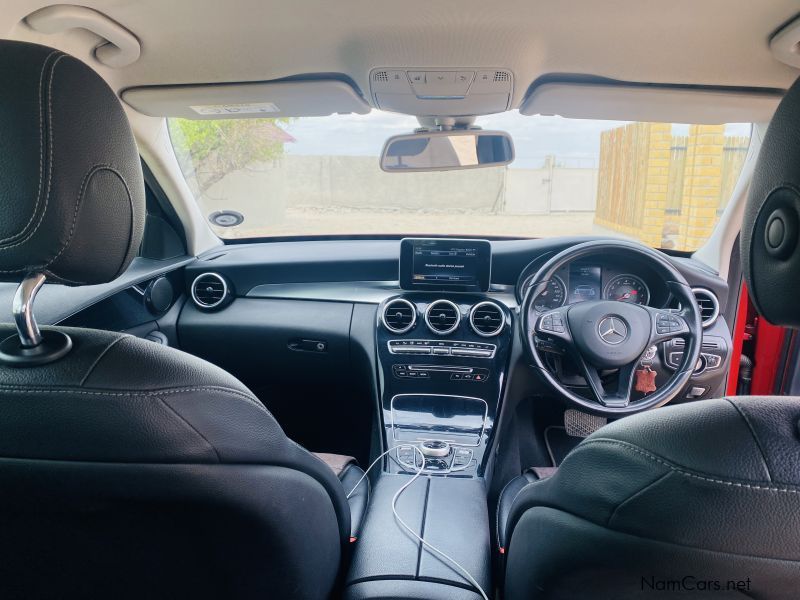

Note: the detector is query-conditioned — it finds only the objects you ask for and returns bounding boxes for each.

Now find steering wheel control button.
[597,315,628,344]
[656,312,684,335]
[539,312,566,334]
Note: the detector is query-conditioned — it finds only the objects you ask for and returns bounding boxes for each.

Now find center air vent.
[469,301,505,337]
[692,288,720,328]
[425,300,461,335]
[382,298,417,334]
[191,272,230,310]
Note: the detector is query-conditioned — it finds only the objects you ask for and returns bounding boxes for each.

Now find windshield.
[168,112,751,251]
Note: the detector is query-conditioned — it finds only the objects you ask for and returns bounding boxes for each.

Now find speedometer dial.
[531,276,567,311]
[604,275,650,305]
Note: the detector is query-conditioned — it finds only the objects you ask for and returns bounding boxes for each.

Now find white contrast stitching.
[44,164,113,266]
[0,164,130,278]
[0,50,59,245]
[0,384,259,403]
[0,53,67,252]
[0,384,273,418]
[578,439,800,495]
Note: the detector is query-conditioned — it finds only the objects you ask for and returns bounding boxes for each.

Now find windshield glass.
[168,112,751,250]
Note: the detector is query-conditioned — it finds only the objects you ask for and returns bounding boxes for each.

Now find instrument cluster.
[516,256,666,311]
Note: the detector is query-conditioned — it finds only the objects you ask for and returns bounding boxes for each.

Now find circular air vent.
[692,288,720,328]
[469,301,506,337]
[425,300,461,335]
[191,272,230,310]
[381,298,417,334]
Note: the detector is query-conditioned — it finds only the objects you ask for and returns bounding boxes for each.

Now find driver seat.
[501,77,800,600]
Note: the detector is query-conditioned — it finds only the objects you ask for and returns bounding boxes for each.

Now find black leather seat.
[501,77,800,600]
[0,39,365,599]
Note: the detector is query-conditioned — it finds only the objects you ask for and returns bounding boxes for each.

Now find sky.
[281,110,752,170]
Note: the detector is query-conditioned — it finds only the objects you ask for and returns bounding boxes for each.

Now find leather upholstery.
[0,40,144,285]
[742,74,800,327]
[0,41,354,598]
[339,463,370,539]
[503,397,800,599]
[315,451,358,476]
[314,452,369,539]
[496,469,539,551]
[0,324,351,598]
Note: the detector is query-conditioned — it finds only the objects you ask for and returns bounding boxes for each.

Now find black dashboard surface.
[185,237,728,312]
[0,236,729,336]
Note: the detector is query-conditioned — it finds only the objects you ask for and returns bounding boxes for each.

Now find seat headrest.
[742,75,800,328]
[0,40,144,286]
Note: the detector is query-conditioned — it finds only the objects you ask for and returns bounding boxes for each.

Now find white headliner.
[2,0,799,261]
[3,0,799,107]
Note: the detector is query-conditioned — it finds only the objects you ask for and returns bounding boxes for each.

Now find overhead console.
[377,239,512,477]
[369,67,513,116]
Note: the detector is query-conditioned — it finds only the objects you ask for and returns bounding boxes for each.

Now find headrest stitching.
[43,165,131,285]
[0,50,58,245]
[0,52,66,252]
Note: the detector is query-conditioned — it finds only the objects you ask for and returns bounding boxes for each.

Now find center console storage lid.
[345,579,484,600]
[345,474,490,599]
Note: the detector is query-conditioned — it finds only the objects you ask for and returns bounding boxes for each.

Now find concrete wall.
[199,155,598,218]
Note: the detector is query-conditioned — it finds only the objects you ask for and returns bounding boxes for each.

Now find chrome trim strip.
[387,339,497,359]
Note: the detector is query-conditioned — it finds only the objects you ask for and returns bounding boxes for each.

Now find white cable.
[347,444,490,600]
[346,446,397,499]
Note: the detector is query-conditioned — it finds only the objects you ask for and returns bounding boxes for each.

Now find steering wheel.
[520,240,702,416]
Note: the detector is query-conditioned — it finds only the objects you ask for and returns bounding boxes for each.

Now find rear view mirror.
[380,130,514,172]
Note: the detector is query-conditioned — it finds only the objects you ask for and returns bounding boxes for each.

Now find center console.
[344,240,506,599]
[376,239,512,478]
[378,292,512,476]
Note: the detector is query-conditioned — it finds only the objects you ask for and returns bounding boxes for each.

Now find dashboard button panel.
[388,339,496,358]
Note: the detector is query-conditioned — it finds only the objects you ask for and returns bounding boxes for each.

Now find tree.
[168,118,294,195]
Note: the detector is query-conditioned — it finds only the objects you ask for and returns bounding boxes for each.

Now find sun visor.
[520,82,782,124]
[122,79,370,118]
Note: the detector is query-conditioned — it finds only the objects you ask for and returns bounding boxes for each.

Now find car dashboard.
[0,236,734,471]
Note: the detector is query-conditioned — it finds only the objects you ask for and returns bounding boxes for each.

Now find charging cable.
[346,445,490,600]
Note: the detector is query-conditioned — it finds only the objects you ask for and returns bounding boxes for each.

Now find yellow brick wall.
[594,123,747,250]
[676,125,725,250]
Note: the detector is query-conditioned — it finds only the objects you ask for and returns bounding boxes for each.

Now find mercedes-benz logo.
[598,316,628,345]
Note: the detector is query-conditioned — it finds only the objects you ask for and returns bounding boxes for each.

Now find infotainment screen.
[400,238,492,292]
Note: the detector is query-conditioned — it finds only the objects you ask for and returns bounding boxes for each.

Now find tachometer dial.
[531,276,567,311]
[604,275,650,305]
